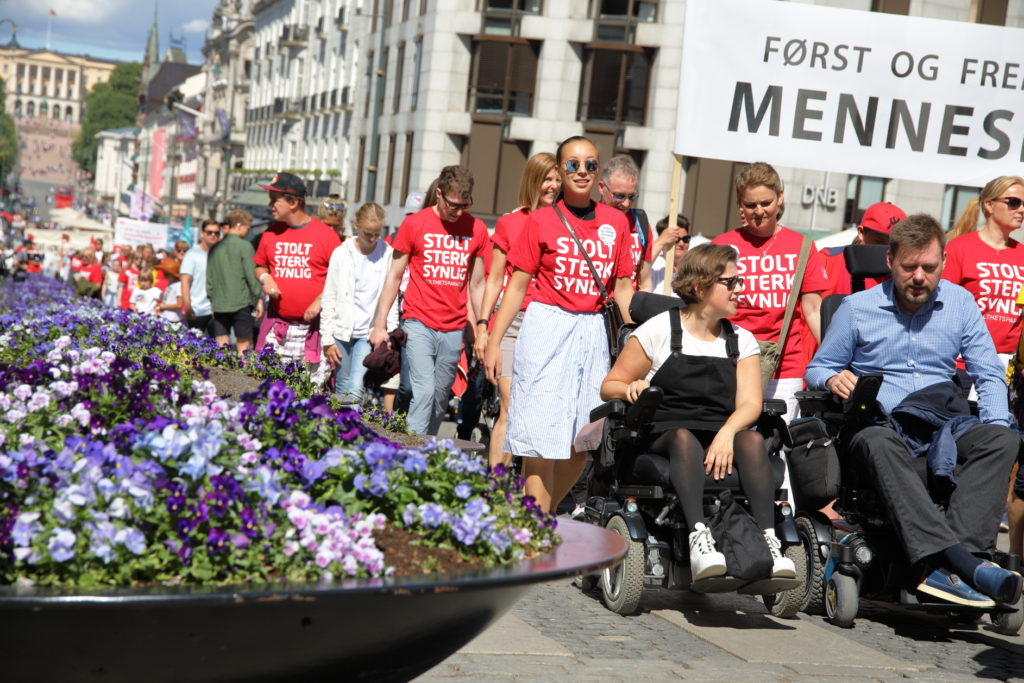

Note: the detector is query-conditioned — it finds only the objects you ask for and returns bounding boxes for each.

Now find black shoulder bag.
[554,204,626,360]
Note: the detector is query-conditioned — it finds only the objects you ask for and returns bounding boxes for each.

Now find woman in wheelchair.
[600,244,795,583]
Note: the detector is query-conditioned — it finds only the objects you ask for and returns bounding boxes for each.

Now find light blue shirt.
[180,245,211,317]
[806,280,1009,425]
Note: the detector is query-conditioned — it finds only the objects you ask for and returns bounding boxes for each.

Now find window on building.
[372,0,380,32]
[42,67,50,80]
[393,42,405,113]
[469,38,539,116]
[27,101,34,117]
[68,71,75,84]
[578,47,652,125]
[481,0,542,36]
[386,0,396,26]
[377,47,389,115]
[384,133,397,204]
[591,0,657,42]
[402,0,411,22]
[356,137,366,200]
[974,0,1008,25]
[420,0,428,15]
[16,63,23,77]
[55,69,62,81]
[29,65,37,78]
[400,132,414,202]
[942,185,981,231]
[411,37,423,110]
[844,175,887,226]
[870,0,910,14]
[364,51,374,117]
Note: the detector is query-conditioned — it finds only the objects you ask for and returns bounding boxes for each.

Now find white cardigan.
[320,239,400,344]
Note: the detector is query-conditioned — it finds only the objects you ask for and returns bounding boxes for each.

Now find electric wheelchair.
[789,245,1023,633]
[575,293,806,617]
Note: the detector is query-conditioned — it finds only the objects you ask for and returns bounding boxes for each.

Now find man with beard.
[807,214,1021,609]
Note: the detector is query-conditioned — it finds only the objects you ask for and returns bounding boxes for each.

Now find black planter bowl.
[0,519,625,683]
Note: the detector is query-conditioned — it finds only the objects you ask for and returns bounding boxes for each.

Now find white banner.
[114,217,169,249]
[676,0,1024,188]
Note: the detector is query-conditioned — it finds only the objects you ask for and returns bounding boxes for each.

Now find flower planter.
[0,519,624,683]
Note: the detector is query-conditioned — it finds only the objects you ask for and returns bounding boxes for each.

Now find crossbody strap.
[776,235,812,352]
[554,204,613,306]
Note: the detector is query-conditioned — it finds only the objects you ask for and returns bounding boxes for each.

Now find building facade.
[94,126,138,216]
[195,0,255,220]
[0,46,119,122]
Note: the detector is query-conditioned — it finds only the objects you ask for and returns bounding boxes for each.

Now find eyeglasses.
[203,230,222,237]
[440,194,472,211]
[993,197,1024,211]
[716,276,744,290]
[611,192,638,202]
[564,158,599,174]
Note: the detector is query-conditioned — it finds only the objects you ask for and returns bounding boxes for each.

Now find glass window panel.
[635,2,657,21]
[857,176,885,210]
[483,17,513,35]
[596,24,627,42]
[600,0,629,18]
[586,51,622,122]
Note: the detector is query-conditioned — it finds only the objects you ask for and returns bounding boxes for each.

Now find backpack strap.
[668,307,683,356]
[721,319,740,365]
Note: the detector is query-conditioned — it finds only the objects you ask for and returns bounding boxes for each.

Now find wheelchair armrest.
[589,399,628,423]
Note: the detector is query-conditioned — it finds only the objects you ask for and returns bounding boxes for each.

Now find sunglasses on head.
[612,192,638,202]
[322,200,346,212]
[993,197,1024,211]
[564,158,599,174]
[717,275,744,290]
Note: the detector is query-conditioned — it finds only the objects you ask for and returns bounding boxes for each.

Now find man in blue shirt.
[807,214,1021,608]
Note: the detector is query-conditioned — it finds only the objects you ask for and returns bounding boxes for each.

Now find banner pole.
[663,154,683,295]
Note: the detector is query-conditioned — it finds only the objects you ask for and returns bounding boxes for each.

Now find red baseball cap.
[859,202,906,234]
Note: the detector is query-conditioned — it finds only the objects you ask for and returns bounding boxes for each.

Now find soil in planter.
[375,524,484,575]
[205,366,264,401]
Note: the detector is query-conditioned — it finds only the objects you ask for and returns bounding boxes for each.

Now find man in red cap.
[821,202,907,297]
[253,172,341,383]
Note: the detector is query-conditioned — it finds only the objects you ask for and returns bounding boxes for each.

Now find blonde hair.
[354,202,386,227]
[137,268,155,287]
[316,197,347,222]
[672,243,737,304]
[949,175,1024,238]
[518,152,558,212]
[735,161,785,219]
[226,209,252,228]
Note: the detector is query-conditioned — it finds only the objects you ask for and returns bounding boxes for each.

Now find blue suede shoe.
[917,568,995,607]
[973,562,1023,605]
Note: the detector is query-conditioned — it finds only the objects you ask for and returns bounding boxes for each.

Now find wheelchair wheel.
[796,516,826,615]
[825,573,858,628]
[762,539,807,619]
[990,598,1024,636]
[600,515,644,615]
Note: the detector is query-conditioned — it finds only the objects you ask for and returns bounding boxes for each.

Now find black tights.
[649,428,774,531]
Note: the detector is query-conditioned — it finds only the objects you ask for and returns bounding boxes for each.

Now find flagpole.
[46,12,51,50]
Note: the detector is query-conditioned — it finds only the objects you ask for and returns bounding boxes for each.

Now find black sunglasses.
[203,230,222,236]
[564,158,599,174]
[717,275,744,290]
[993,197,1023,211]
[441,194,472,211]
[678,235,692,244]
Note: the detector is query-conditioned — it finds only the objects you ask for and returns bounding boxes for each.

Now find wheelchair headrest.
[843,244,890,279]
[629,291,683,325]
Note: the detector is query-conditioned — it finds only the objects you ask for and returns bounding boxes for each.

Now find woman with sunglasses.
[944,176,1024,398]
[483,136,635,514]
[318,197,348,240]
[473,152,561,469]
[601,243,794,583]
[711,162,828,423]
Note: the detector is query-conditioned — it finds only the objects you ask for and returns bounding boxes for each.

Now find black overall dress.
[648,310,740,441]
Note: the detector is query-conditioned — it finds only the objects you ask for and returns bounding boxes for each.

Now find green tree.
[0,79,17,190]
[73,62,142,176]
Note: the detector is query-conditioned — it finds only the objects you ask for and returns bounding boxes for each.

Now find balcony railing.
[279,25,310,49]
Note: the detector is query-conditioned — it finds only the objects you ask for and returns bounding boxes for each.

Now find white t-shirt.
[351,240,390,338]
[631,310,759,380]
[130,286,162,316]
[160,281,184,323]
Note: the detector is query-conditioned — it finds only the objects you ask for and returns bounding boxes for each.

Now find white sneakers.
[764,529,796,578]
[688,523,727,581]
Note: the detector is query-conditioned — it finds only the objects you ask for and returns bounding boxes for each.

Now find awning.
[230,183,270,208]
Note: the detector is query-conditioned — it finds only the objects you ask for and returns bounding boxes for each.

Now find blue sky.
[0,0,218,64]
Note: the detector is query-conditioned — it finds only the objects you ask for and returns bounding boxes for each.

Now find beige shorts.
[500,310,524,379]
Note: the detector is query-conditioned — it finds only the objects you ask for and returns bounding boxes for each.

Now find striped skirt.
[505,303,610,460]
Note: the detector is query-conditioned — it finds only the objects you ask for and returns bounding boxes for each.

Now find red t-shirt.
[627,210,654,290]
[80,263,102,285]
[491,208,541,312]
[253,218,341,320]
[508,201,634,314]
[391,207,490,332]
[712,226,829,379]
[118,267,139,310]
[943,231,1024,355]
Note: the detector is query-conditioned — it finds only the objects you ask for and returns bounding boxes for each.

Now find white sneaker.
[764,529,796,579]
[689,523,727,581]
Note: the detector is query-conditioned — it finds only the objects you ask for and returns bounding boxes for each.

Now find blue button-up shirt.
[806,280,1010,425]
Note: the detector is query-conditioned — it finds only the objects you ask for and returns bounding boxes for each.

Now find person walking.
[181,220,221,336]
[473,152,560,469]
[483,136,635,514]
[207,209,263,354]
[369,166,489,435]
[321,203,398,404]
[253,172,341,383]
